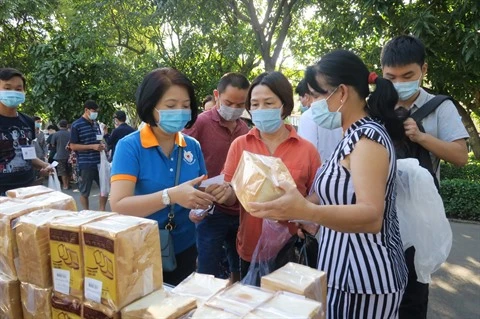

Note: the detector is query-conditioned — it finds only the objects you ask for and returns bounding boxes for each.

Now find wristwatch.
[162,189,171,205]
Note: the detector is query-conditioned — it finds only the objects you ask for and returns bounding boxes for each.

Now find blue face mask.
[300,105,309,113]
[157,109,192,134]
[251,108,283,134]
[393,74,421,101]
[88,111,98,121]
[0,91,25,108]
[311,88,343,130]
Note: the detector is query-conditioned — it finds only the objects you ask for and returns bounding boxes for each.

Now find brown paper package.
[20,282,52,319]
[81,215,162,311]
[0,274,23,319]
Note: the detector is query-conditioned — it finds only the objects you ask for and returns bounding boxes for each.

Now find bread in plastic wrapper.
[51,293,82,319]
[0,192,77,279]
[6,185,53,199]
[49,210,115,299]
[0,196,12,204]
[83,300,119,319]
[244,291,324,319]
[15,209,77,287]
[231,151,296,212]
[121,288,197,319]
[20,282,52,319]
[205,283,274,317]
[171,272,229,306]
[191,305,242,319]
[0,273,23,319]
[81,214,162,311]
[260,262,327,308]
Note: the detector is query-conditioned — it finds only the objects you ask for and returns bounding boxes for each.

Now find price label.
[53,269,70,295]
[84,277,102,303]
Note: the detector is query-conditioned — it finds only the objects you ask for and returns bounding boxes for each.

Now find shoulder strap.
[170,147,183,216]
[410,95,452,122]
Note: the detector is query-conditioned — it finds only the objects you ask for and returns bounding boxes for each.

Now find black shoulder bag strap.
[410,95,452,128]
[158,145,183,230]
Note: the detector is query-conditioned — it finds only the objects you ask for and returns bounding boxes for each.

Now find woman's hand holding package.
[169,175,215,210]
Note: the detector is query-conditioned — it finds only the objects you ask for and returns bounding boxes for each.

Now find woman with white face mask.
[207,71,321,280]
[246,50,408,319]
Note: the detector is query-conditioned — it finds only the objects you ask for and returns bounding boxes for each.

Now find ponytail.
[367,75,405,141]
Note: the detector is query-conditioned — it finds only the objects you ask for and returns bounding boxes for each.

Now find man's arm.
[69,143,104,152]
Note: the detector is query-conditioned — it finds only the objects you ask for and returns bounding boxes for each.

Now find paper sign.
[84,277,103,303]
[200,174,225,188]
[53,268,70,295]
[21,146,36,160]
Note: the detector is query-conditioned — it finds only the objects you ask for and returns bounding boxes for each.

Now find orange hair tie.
[368,72,378,84]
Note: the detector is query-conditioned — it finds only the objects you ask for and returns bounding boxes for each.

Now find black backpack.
[394,95,453,189]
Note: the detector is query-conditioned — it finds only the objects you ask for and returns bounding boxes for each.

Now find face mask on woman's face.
[157,109,192,134]
[310,87,343,130]
[251,107,283,133]
[0,90,25,108]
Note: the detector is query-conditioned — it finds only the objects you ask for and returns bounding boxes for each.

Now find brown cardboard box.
[0,273,23,319]
[82,215,162,311]
[49,211,115,299]
[6,185,53,199]
[20,282,52,319]
[15,209,77,287]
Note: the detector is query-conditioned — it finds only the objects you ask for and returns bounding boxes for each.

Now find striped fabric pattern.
[70,117,101,169]
[315,117,407,296]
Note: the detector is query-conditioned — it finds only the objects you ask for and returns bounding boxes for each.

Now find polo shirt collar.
[140,124,186,148]
[410,88,430,112]
[247,124,300,141]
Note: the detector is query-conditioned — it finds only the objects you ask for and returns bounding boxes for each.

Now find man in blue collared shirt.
[106,110,135,161]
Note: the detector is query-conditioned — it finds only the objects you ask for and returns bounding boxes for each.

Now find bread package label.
[51,294,82,319]
[171,272,229,305]
[15,209,77,287]
[0,274,23,319]
[49,211,114,299]
[20,282,52,319]
[231,151,296,212]
[82,214,162,310]
[6,185,53,199]
[260,262,327,307]
[121,288,197,319]
[83,298,120,319]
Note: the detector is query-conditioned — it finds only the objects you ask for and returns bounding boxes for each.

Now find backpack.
[394,95,453,189]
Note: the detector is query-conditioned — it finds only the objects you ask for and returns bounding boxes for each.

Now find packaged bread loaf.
[15,209,76,287]
[231,151,296,212]
[20,282,52,319]
[121,288,197,319]
[49,211,115,299]
[0,273,23,319]
[6,185,53,199]
[171,272,229,305]
[0,196,12,204]
[81,214,162,311]
[0,192,77,279]
[51,293,82,319]
[83,300,119,319]
[260,262,327,307]
[191,305,242,319]
[205,283,273,317]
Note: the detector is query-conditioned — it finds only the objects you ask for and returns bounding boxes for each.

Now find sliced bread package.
[6,185,53,199]
[191,305,242,319]
[51,293,82,319]
[83,300,120,319]
[0,273,23,319]
[20,282,52,319]
[171,272,229,305]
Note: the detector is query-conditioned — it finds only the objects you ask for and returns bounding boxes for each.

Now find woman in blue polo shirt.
[110,67,215,285]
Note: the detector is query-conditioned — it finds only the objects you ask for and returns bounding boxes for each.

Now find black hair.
[306,49,404,141]
[33,116,41,121]
[201,95,214,108]
[246,72,294,119]
[84,100,99,110]
[47,124,59,131]
[381,35,426,68]
[0,68,26,89]
[295,79,310,97]
[217,72,250,94]
[58,120,68,128]
[113,110,127,122]
[136,67,198,128]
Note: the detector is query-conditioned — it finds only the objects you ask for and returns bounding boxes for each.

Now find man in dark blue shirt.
[69,100,107,210]
[107,110,135,161]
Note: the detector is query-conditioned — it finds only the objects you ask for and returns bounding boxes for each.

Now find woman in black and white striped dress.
[249,50,407,318]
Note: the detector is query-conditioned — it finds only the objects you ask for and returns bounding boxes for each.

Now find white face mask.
[218,104,245,121]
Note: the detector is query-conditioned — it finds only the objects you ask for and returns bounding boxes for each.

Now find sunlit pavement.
[63,184,479,318]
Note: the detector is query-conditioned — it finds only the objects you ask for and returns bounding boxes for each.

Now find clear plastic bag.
[48,169,61,192]
[396,158,452,283]
[99,150,111,197]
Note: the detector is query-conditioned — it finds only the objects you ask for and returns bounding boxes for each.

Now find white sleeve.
[297,110,319,149]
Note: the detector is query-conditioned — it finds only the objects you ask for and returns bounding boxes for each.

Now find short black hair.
[58,120,68,128]
[113,110,127,122]
[295,79,310,97]
[246,72,294,119]
[0,68,26,89]
[33,116,41,121]
[84,100,99,110]
[217,72,250,94]
[47,124,59,131]
[136,67,198,128]
[381,35,426,68]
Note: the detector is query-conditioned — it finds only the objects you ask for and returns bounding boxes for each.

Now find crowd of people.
[0,35,469,319]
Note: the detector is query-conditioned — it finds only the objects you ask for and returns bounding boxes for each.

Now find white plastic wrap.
[99,150,111,197]
[171,272,229,305]
[6,185,53,199]
[48,170,62,192]
[396,158,452,283]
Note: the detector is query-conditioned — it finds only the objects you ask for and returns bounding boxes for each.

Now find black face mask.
[395,106,410,121]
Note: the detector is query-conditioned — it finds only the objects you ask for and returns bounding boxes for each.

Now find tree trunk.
[455,101,480,160]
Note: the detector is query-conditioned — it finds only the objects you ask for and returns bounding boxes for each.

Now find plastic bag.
[396,158,452,284]
[47,162,61,192]
[99,150,111,197]
[242,219,293,286]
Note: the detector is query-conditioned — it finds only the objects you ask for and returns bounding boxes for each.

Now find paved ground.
[64,183,480,318]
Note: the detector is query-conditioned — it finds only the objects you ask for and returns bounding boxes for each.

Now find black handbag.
[274,230,319,270]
